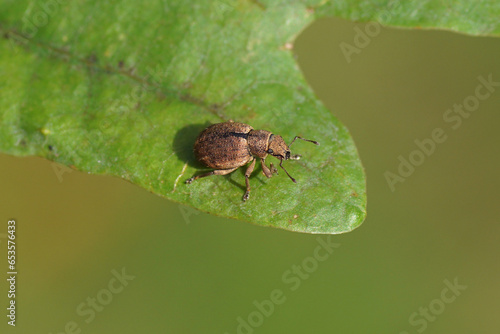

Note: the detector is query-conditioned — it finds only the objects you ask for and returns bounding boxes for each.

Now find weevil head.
[266,133,318,183]
[267,135,291,160]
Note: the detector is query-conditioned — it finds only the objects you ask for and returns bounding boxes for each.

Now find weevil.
[185,120,319,201]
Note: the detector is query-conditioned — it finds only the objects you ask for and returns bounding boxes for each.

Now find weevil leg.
[269,162,278,175]
[243,159,257,201]
[185,167,238,184]
[261,158,273,178]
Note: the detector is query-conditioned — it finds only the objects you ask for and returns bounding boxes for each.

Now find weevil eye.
[285,151,290,160]
[267,148,273,154]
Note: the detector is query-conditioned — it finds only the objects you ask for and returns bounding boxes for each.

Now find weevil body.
[186,120,319,201]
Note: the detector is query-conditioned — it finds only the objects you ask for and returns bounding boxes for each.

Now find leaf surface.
[15,0,490,233]
[316,0,500,36]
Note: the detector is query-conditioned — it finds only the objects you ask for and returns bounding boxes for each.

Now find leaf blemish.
[173,162,188,192]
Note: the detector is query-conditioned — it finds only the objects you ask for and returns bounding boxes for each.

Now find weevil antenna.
[288,136,320,148]
[280,159,297,183]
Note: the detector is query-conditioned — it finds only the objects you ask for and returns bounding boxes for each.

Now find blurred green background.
[2,16,500,334]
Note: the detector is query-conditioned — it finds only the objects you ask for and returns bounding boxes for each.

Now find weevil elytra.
[185,120,319,201]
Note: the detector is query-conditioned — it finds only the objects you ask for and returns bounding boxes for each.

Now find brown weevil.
[185,120,319,201]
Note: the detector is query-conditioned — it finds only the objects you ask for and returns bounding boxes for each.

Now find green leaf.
[4,1,496,234]
[3,1,498,234]
[0,0,365,234]
[315,0,500,36]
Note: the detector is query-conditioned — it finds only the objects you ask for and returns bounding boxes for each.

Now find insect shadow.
[173,123,210,168]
